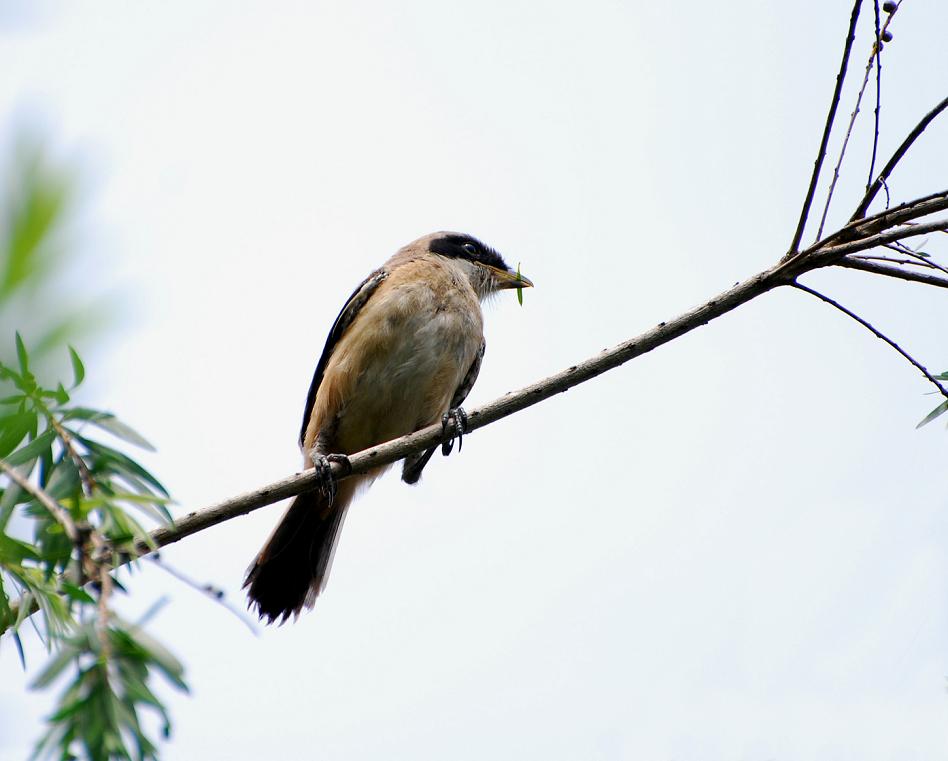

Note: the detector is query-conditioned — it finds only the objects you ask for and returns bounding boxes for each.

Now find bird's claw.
[309,451,352,506]
[441,407,469,456]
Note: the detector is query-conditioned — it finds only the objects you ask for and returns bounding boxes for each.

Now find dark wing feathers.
[299,267,389,447]
[449,339,486,411]
[401,339,486,484]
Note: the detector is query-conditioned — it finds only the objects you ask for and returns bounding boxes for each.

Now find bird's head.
[424,232,534,300]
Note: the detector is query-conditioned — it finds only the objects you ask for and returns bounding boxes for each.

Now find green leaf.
[120,624,188,692]
[61,410,157,451]
[29,645,77,689]
[59,582,95,605]
[15,332,30,376]
[0,532,42,563]
[516,261,523,306]
[76,436,168,497]
[5,428,56,466]
[0,475,29,528]
[0,411,37,458]
[41,459,80,502]
[59,406,103,421]
[85,416,155,452]
[67,347,85,389]
[53,384,69,406]
[916,399,948,429]
[12,630,26,669]
[83,492,172,527]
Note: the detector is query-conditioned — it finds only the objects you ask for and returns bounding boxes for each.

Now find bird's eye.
[460,242,478,256]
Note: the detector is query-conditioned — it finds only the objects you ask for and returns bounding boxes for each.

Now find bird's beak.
[489,266,534,290]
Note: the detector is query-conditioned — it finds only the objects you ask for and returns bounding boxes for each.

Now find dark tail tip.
[243,490,345,625]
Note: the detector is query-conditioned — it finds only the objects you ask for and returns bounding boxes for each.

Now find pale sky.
[2,1,948,759]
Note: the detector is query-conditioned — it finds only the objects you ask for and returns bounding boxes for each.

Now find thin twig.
[815,0,903,241]
[788,0,863,255]
[0,458,81,544]
[882,243,948,275]
[792,281,948,400]
[148,554,258,635]
[816,9,885,240]
[835,257,948,289]
[852,255,931,267]
[853,96,948,219]
[867,0,882,191]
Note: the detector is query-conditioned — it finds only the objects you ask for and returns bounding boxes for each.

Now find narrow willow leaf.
[59,582,95,605]
[916,399,948,429]
[42,459,80,502]
[12,630,26,669]
[60,406,108,421]
[62,408,156,452]
[0,411,36,458]
[84,416,155,452]
[5,428,56,466]
[76,436,168,496]
[67,347,85,389]
[29,644,77,689]
[0,532,42,563]
[15,332,29,376]
[0,475,29,528]
[53,384,69,405]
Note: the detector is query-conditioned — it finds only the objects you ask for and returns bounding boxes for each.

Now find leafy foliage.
[0,137,109,365]
[0,337,186,760]
[30,620,187,761]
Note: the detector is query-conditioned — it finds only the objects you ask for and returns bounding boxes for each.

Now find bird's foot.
[309,451,352,506]
[441,407,469,456]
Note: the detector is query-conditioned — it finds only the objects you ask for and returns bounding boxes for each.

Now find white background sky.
[2,1,948,759]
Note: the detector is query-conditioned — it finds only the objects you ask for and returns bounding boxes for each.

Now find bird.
[244,232,533,623]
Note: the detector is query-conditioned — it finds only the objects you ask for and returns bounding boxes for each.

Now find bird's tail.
[244,478,358,624]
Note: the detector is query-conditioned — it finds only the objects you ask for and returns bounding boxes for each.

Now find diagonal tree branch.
[135,263,794,558]
[2,261,798,633]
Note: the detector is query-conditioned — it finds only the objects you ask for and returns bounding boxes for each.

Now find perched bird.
[244,232,533,623]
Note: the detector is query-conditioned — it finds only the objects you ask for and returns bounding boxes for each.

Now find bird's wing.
[446,338,485,413]
[401,339,485,484]
[299,267,389,447]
